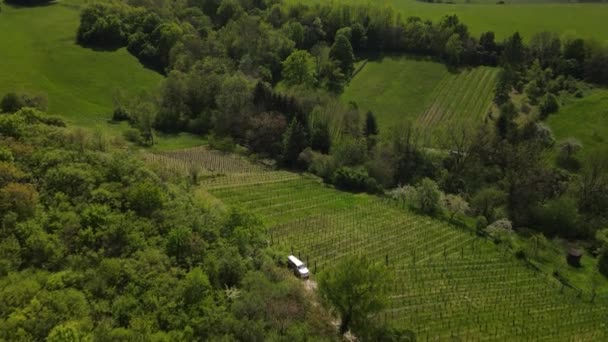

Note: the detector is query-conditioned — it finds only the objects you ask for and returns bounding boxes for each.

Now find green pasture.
[0,0,203,149]
[343,56,497,144]
[546,89,608,158]
[291,0,608,41]
[342,56,447,132]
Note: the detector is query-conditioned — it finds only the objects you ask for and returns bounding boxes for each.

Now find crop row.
[416,67,498,146]
[143,146,266,175]
[203,169,608,340]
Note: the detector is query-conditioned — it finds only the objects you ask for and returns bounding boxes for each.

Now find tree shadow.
[77,41,124,53]
[357,50,439,64]
[355,50,468,75]
[3,0,57,8]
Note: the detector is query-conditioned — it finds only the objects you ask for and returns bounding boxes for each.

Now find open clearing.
[0,0,203,149]
[546,89,608,159]
[294,0,608,41]
[343,56,498,144]
[144,148,608,340]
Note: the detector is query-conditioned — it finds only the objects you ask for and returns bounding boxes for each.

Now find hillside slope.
[0,0,161,129]
[547,89,608,158]
[343,56,497,145]
[145,147,608,340]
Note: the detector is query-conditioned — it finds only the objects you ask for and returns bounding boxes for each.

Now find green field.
[343,56,497,144]
[0,0,204,149]
[546,89,608,158]
[154,148,608,340]
[293,0,608,41]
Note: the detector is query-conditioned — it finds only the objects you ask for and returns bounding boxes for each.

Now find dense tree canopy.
[282,50,316,87]
[318,255,391,335]
[0,109,336,341]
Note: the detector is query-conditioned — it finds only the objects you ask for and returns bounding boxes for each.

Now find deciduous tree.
[282,50,316,87]
[330,34,355,77]
[318,255,390,335]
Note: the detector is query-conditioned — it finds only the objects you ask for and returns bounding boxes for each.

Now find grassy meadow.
[342,56,447,129]
[546,89,608,158]
[343,56,497,144]
[293,0,608,41]
[0,0,204,149]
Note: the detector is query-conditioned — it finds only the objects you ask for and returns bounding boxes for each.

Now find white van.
[287,255,310,279]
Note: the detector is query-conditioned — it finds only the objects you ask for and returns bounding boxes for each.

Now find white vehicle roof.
[288,255,304,268]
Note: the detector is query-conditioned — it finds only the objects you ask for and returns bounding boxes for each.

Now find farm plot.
[142,146,267,176]
[200,166,608,340]
[388,259,608,340]
[343,56,498,146]
[416,67,498,146]
[341,56,448,133]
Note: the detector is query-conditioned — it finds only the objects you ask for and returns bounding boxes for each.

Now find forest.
[0,108,342,340]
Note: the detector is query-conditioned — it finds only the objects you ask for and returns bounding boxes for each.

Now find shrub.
[0,161,27,187]
[0,183,39,220]
[485,219,514,242]
[515,249,526,260]
[476,216,488,234]
[413,178,442,216]
[332,166,379,193]
[0,146,13,163]
[332,137,367,167]
[112,107,131,122]
[532,196,582,238]
[1,92,47,113]
[0,93,22,113]
[365,154,395,188]
[539,94,559,119]
[0,114,26,138]
[599,250,608,278]
[556,138,582,171]
[14,108,65,127]
[534,123,555,148]
[443,194,470,220]
[126,181,165,217]
[524,80,543,105]
[208,134,236,153]
[123,128,143,145]
[470,187,507,223]
[38,115,66,127]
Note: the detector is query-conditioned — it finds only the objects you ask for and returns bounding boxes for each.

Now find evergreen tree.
[496,101,518,141]
[364,111,379,137]
[539,93,559,119]
[282,118,309,168]
[311,121,331,154]
[501,32,526,68]
[330,34,355,77]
